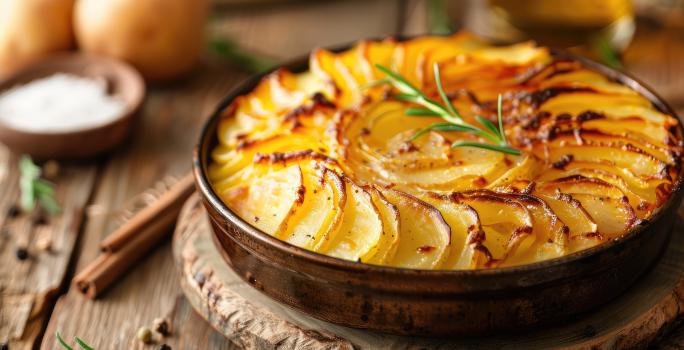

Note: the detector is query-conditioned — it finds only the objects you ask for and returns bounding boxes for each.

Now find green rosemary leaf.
[210,38,276,73]
[411,123,480,141]
[428,0,452,35]
[39,192,61,214]
[56,332,74,350]
[33,180,54,196]
[451,141,521,155]
[497,94,508,145]
[393,93,419,102]
[18,156,60,214]
[375,64,421,95]
[75,337,95,350]
[433,63,461,119]
[474,115,501,142]
[19,156,40,211]
[405,107,441,117]
[593,37,622,70]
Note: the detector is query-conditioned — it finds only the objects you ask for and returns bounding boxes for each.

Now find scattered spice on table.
[0,73,126,133]
[153,317,171,336]
[6,205,20,218]
[136,327,152,344]
[15,247,28,261]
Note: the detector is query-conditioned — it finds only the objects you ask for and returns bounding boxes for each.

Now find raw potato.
[74,0,209,81]
[0,0,74,77]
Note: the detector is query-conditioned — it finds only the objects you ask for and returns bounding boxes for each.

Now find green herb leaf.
[374,64,421,95]
[433,63,461,119]
[75,337,95,350]
[452,141,521,155]
[411,122,481,141]
[371,64,521,156]
[56,332,74,350]
[474,115,501,141]
[18,156,60,214]
[404,108,441,117]
[428,0,452,35]
[497,94,508,145]
[210,38,276,73]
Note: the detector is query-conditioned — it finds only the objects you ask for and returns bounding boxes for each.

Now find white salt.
[0,73,127,133]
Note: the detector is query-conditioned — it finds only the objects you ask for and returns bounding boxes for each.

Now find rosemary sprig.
[19,156,60,214]
[210,38,276,73]
[372,63,521,156]
[56,332,95,350]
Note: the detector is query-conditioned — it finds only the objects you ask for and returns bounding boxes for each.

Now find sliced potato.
[422,194,490,269]
[278,166,346,249]
[382,189,451,269]
[365,188,401,264]
[538,176,636,239]
[318,178,384,262]
[222,164,303,235]
[451,192,535,266]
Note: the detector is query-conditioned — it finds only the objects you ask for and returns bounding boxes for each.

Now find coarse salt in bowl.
[0,73,127,133]
[0,53,144,159]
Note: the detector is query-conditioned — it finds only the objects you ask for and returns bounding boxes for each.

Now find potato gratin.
[209,33,682,269]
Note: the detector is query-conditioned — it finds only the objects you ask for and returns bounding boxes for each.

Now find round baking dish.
[193,45,684,336]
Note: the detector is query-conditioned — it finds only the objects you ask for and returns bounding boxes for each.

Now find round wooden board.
[173,194,684,349]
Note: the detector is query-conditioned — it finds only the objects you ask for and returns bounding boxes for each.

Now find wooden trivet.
[172,194,684,349]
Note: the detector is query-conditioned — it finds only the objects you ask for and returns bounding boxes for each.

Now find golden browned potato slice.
[538,176,636,239]
[317,178,384,263]
[539,93,677,126]
[340,101,508,190]
[538,143,668,180]
[220,164,303,235]
[537,166,658,217]
[209,133,325,180]
[581,117,676,149]
[451,192,535,267]
[310,48,361,107]
[422,194,489,269]
[364,188,401,265]
[382,189,451,269]
[537,69,637,96]
[533,190,599,247]
[278,166,346,250]
[539,160,670,208]
[545,131,676,165]
[488,154,543,189]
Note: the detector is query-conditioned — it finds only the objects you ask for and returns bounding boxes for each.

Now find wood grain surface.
[0,1,680,349]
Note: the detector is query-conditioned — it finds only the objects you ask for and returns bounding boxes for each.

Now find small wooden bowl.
[0,53,145,159]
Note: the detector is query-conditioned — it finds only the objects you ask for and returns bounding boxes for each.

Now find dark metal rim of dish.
[193,37,684,277]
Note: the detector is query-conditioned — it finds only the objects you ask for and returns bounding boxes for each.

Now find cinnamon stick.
[100,172,194,252]
[73,172,195,298]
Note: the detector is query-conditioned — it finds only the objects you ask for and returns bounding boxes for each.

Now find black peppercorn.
[153,317,170,336]
[15,247,28,261]
[33,213,48,226]
[159,344,171,350]
[6,205,20,218]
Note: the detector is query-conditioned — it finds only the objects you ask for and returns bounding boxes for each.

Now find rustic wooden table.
[0,1,683,349]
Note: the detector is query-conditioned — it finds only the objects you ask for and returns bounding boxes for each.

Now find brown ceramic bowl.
[0,53,145,160]
[193,47,684,336]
